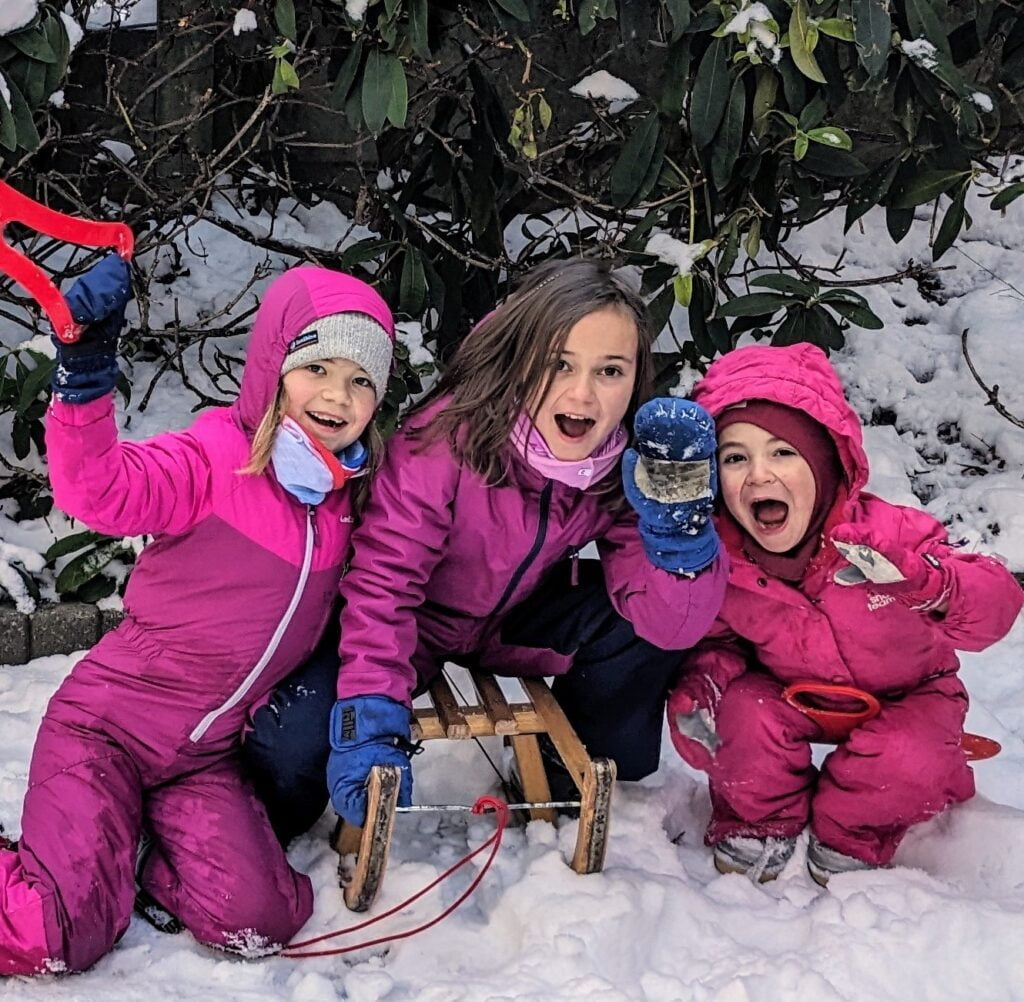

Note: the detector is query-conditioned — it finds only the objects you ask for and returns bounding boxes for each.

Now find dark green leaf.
[493,0,531,21]
[44,530,108,564]
[340,237,396,269]
[274,0,296,42]
[751,273,818,297]
[362,50,407,132]
[812,306,846,350]
[6,22,57,62]
[904,0,952,61]
[408,0,431,60]
[789,0,827,83]
[891,169,969,208]
[647,284,677,343]
[716,292,793,317]
[932,181,967,260]
[665,0,691,41]
[992,181,1024,211]
[798,91,828,131]
[845,159,899,230]
[400,247,427,315]
[0,94,17,152]
[609,111,661,208]
[330,39,364,109]
[886,205,914,243]
[772,307,810,346]
[15,357,54,416]
[4,78,39,152]
[55,540,131,596]
[796,143,867,176]
[823,298,884,329]
[690,37,730,150]
[711,75,746,191]
[852,0,891,77]
[42,12,70,96]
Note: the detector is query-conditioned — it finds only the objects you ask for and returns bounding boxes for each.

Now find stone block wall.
[0,604,124,666]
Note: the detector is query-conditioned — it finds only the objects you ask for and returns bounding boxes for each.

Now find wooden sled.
[333,671,615,912]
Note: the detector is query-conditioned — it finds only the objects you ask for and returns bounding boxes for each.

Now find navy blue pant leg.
[241,625,338,844]
[499,559,684,780]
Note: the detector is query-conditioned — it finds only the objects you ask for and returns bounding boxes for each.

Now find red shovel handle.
[0,179,134,343]
[783,682,881,743]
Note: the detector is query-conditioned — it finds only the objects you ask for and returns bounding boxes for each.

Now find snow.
[233,9,257,36]
[3,163,1024,998]
[0,0,37,36]
[570,71,639,113]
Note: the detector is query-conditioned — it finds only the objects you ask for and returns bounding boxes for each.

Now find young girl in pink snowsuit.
[668,342,1022,885]
[0,260,394,974]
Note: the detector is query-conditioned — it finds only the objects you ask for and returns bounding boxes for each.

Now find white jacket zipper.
[189,508,316,743]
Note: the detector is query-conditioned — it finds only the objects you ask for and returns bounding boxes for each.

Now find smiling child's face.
[527,306,638,462]
[718,421,817,553]
[282,357,376,452]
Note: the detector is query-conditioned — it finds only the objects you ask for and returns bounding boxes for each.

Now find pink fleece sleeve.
[597,509,729,650]
[337,432,459,706]
[896,506,1023,651]
[45,397,213,537]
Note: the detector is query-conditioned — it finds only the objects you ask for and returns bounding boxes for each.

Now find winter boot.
[712,835,798,882]
[806,834,876,886]
[134,830,184,934]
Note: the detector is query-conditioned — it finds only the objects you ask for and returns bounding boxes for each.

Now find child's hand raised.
[622,397,720,574]
[832,524,950,612]
[53,254,132,404]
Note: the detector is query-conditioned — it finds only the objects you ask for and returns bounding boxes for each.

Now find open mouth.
[307,411,346,432]
[554,413,595,440]
[751,498,789,531]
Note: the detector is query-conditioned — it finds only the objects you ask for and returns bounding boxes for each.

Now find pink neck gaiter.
[511,414,627,491]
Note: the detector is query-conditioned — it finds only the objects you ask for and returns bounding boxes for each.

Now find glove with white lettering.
[667,673,723,773]
[832,523,950,612]
[622,397,720,574]
[327,695,416,828]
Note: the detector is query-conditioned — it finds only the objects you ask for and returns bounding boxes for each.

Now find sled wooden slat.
[428,674,471,738]
[472,673,518,735]
[337,670,615,911]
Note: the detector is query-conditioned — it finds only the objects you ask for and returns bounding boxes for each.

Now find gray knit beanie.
[281,312,394,400]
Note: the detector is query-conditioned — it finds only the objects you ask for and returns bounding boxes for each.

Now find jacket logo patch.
[341,705,357,741]
[867,593,896,612]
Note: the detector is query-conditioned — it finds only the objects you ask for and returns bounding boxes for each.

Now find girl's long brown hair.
[242,386,383,513]
[411,258,653,501]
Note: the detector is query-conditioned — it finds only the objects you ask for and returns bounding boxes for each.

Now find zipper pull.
[308,505,320,548]
[569,547,579,587]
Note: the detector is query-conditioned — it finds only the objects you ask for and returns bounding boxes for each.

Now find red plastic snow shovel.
[0,178,134,343]
[782,682,1001,761]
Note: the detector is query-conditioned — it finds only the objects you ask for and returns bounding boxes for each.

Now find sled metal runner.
[333,671,615,912]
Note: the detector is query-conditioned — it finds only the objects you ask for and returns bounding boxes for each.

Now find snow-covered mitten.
[667,673,723,773]
[832,523,950,611]
[622,397,720,574]
[53,254,131,404]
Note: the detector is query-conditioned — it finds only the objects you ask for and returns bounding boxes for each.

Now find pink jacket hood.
[234,267,395,436]
[692,342,869,500]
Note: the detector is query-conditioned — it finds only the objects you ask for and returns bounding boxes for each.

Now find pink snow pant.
[705,672,975,865]
[1,701,312,975]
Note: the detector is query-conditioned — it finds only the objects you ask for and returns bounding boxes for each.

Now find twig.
[960,327,1024,429]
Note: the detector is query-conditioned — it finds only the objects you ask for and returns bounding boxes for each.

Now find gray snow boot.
[712,835,797,882]
[806,835,876,886]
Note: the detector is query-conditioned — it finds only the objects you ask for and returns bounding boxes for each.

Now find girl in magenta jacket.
[244,258,728,834]
[667,342,1022,885]
[0,261,394,975]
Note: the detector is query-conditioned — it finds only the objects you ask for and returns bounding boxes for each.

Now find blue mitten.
[622,397,720,574]
[327,695,416,828]
[53,254,132,404]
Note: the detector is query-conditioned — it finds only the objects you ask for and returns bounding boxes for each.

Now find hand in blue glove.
[52,254,132,404]
[622,397,720,574]
[327,695,416,828]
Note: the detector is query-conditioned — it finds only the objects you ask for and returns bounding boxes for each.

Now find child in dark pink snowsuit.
[668,342,1022,884]
[0,261,395,974]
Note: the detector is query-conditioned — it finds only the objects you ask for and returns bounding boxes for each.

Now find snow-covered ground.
[2,179,1024,999]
